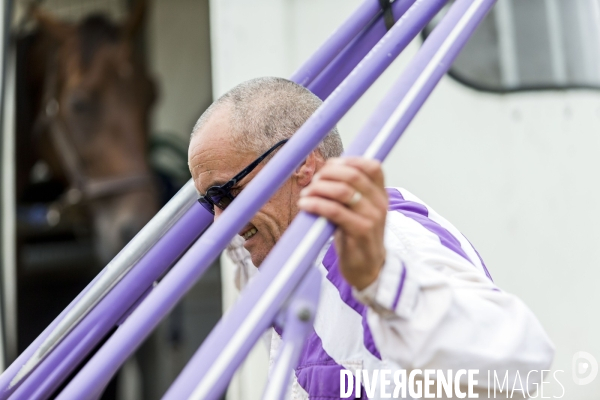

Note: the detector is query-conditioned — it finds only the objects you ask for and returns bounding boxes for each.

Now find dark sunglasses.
[197,139,288,215]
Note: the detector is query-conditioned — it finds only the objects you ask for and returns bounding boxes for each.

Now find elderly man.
[188,77,554,399]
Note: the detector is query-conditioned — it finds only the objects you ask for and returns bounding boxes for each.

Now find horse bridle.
[35,59,155,222]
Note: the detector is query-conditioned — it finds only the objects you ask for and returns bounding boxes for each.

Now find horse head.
[30,1,160,263]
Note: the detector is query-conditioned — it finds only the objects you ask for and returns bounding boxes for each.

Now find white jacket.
[227,187,554,399]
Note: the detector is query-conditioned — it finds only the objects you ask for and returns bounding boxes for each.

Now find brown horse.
[14,3,162,397]
[17,1,159,264]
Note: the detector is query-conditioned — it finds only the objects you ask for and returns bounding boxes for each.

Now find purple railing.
[0,0,496,398]
[55,0,450,398]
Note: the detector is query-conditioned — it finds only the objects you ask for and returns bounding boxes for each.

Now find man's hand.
[297,157,388,290]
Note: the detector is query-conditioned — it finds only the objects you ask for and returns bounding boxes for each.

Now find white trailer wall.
[149,0,213,140]
[211,1,600,399]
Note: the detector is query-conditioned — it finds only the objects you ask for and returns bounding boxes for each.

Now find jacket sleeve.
[353,209,555,396]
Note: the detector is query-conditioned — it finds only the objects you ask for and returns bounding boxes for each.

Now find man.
[189,77,554,399]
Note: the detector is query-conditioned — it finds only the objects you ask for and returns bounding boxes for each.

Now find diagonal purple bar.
[289,0,382,87]
[56,1,448,399]
[0,269,106,395]
[309,0,416,100]
[261,267,321,400]
[344,0,496,162]
[164,0,495,398]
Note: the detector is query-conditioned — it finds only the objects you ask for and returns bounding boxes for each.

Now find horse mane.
[77,14,120,68]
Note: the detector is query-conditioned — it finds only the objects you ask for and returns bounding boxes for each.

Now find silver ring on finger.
[348,190,362,206]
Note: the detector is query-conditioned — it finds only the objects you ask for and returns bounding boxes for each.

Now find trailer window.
[424,0,600,92]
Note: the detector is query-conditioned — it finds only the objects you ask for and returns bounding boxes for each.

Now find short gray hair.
[192,77,343,159]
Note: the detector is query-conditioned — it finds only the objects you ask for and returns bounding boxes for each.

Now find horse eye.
[69,93,96,115]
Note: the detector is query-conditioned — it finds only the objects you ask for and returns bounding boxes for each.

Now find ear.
[293,150,323,188]
[122,0,146,41]
[31,6,74,42]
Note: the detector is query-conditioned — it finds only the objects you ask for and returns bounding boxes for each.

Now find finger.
[316,162,383,195]
[298,196,380,235]
[300,179,383,221]
[328,157,385,188]
[313,164,387,209]
[300,179,356,206]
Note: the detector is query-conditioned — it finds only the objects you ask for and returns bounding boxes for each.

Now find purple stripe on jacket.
[387,188,479,267]
[322,246,382,360]
[273,326,364,399]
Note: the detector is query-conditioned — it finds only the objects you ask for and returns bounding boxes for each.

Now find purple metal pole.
[1,1,389,395]
[56,1,447,399]
[309,0,417,100]
[261,267,320,400]
[163,0,495,398]
[289,0,382,87]
[7,189,211,400]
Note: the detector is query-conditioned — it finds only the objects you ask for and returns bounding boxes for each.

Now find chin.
[251,253,265,268]
[244,239,267,267]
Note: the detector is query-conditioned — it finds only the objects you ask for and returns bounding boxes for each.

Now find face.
[189,106,317,266]
[58,42,155,175]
